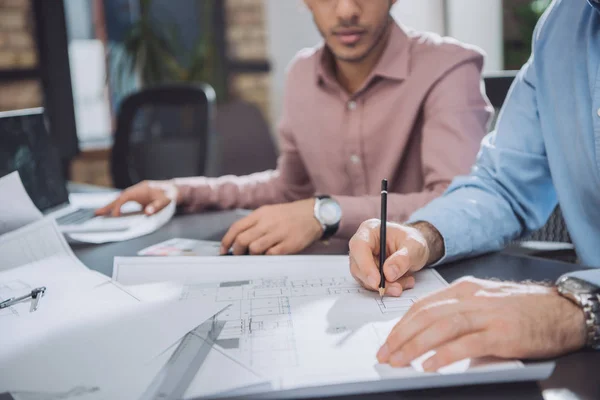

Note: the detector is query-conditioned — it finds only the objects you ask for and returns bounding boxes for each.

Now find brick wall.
[225,0,271,123]
[0,0,42,111]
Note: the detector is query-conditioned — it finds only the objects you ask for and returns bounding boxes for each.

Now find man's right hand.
[348,219,445,297]
[95,180,180,217]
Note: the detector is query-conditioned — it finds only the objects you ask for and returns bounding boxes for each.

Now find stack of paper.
[0,173,243,399]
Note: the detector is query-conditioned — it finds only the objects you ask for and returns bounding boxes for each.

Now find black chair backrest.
[111,84,215,189]
[210,100,277,177]
[484,72,572,244]
[484,71,519,110]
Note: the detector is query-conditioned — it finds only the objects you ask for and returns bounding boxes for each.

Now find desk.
[71,211,600,400]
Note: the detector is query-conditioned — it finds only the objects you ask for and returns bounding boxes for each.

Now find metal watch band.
[316,195,340,241]
[581,293,600,349]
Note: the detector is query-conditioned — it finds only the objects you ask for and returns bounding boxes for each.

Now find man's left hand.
[220,199,323,256]
[376,277,587,372]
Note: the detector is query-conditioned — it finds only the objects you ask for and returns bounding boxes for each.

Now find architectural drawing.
[177,275,410,371]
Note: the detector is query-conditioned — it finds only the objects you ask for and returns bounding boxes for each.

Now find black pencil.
[379,179,388,298]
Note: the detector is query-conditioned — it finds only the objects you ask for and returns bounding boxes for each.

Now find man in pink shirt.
[98,0,491,255]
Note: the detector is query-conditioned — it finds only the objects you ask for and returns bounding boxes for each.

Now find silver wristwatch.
[556,275,600,349]
[313,195,342,240]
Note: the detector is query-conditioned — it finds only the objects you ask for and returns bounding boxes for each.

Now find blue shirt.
[409,0,600,284]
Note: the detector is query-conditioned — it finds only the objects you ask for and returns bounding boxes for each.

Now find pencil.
[379,179,388,298]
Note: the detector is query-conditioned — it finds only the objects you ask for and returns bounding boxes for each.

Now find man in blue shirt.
[349,0,600,371]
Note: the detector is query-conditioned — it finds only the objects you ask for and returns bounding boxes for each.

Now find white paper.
[112,255,532,397]
[138,238,222,257]
[1,297,228,400]
[126,281,271,398]
[0,171,43,235]
[0,217,81,272]
[67,200,176,244]
[0,258,118,360]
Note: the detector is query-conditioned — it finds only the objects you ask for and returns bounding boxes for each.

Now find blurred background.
[0,0,550,188]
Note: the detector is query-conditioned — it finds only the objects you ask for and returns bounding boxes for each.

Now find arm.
[334,58,492,238]
[175,64,315,213]
[175,118,314,212]
[408,52,557,264]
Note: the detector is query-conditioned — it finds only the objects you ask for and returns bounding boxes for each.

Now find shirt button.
[350,154,361,164]
[597,108,600,117]
[347,101,357,111]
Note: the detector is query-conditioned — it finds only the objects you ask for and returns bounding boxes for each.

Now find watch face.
[559,277,600,295]
[319,200,342,225]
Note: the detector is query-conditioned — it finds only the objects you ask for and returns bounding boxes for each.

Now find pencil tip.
[379,288,385,298]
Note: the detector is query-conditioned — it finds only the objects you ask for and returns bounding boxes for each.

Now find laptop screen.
[0,108,70,212]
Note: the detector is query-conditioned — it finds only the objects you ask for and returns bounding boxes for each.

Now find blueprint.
[112,255,541,395]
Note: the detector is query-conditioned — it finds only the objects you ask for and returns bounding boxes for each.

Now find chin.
[332,46,369,62]
[332,50,372,63]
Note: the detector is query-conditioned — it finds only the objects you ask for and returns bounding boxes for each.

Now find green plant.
[114,0,226,100]
[504,0,551,69]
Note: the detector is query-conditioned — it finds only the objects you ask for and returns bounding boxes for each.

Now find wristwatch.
[556,275,600,349]
[313,195,342,240]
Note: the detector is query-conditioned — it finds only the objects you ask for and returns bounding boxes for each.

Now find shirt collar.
[316,22,410,89]
[589,0,600,11]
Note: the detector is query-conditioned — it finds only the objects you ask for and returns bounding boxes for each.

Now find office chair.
[210,100,278,177]
[484,72,575,262]
[111,83,216,189]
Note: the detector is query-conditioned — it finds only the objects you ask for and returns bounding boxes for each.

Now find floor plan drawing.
[113,255,488,389]
[172,274,414,372]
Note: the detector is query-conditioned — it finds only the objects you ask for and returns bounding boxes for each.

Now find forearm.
[174,171,309,212]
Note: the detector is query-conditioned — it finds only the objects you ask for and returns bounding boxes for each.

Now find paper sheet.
[125,281,271,398]
[138,238,222,257]
[0,171,43,235]
[0,217,81,272]
[1,296,228,400]
[112,255,540,397]
[67,200,176,244]
[0,258,115,360]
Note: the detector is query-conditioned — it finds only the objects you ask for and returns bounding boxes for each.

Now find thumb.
[382,234,428,283]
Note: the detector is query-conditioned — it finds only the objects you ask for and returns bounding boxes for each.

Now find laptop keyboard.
[56,208,97,226]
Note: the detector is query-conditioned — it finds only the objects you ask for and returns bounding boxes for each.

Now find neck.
[334,23,392,95]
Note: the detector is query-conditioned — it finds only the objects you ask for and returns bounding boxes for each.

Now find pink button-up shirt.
[176,23,492,239]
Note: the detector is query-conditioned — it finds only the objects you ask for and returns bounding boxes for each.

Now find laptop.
[0,108,140,233]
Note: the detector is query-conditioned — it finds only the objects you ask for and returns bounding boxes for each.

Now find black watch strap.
[316,195,340,240]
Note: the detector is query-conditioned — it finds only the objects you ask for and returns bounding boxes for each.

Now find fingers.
[144,197,172,215]
[249,233,282,255]
[348,219,381,289]
[378,295,491,364]
[220,215,258,254]
[349,220,430,294]
[96,192,134,217]
[349,255,415,296]
[231,227,264,255]
[381,310,488,367]
[421,332,492,372]
[382,233,429,282]
[349,252,380,290]
[266,242,287,256]
[385,275,416,297]
[95,199,119,216]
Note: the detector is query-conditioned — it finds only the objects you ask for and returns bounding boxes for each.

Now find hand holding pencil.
[348,183,433,297]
